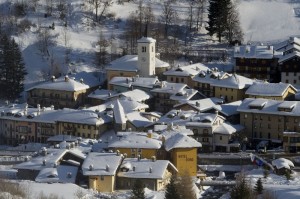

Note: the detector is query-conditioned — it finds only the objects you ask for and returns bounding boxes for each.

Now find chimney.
[53,163,57,168]
[147,130,153,138]
[133,166,136,171]
[64,75,69,82]
[67,172,72,178]
[149,167,152,173]
[37,104,41,115]
[137,154,141,161]
[42,159,46,166]
[50,105,54,110]
[116,150,120,156]
[151,156,156,162]
[41,147,47,156]
[195,101,200,107]
[51,76,55,82]
[106,164,110,172]
[215,110,218,115]
[124,153,127,158]
[89,164,94,171]
[80,78,84,84]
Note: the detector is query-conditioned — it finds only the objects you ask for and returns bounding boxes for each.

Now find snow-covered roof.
[120,89,152,102]
[234,45,275,59]
[109,76,159,89]
[87,89,117,100]
[214,100,242,116]
[69,71,102,88]
[35,165,78,183]
[56,109,105,125]
[26,76,89,92]
[174,98,217,112]
[278,51,300,63]
[163,63,209,77]
[211,74,253,89]
[126,112,153,128]
[87,98,149,114]
[113,99,127,124]
[164,133,202,151]
[170,89,204,102]
[14,148,68,170]
[117,158,177,179]
[275,37,300,52]
[246,82,296,96]
[106,55,169,72]
[272,158,294,170]
[192,70,230,84]
[151,81,187,94]
[237,98,300,116]
[137,37,156,43]
[213,123,244,135]
[108,133,162,149]
[82,153,122,176]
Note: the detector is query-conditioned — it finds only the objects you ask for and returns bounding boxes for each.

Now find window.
[294,80,297,84]
[220,136,222,140]
[171,77,173,81]
[152,46,154,52]
[202,138,209,142]
[142,46,146,52]
[294,72,297,76]
[268,133,271,139]
[244,114,247,119]
[286,80,289,83]
[181,78,184,83]
[100,176,104,181]
[286,72,289,76]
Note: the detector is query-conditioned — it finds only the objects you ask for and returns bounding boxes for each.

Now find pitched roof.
[164,133,202,151]
[234,45,275,59]
[237,98,300,116]
[109,76,159,89]
[82,153,122,176]
[211,74,253,89]
[106,55,169,72]
[120,89,152,102]
[117,158,177,179]
[87,89,117,100]
[35,165,78,183]
[245,82,296,96]
[163,63,209,77]
[108,133,162,149]
[213,123,244,135]
[26,76,89,92]
[113,99,127,124]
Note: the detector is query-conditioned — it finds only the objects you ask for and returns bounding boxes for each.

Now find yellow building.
[108,132,162,159]
[82,153,123,192]
[117,158,177,191]
[26,76,89,109]
[245,82,296,101]
[163,63,209,88]
[163,133,202,176]
[238,98,300,143]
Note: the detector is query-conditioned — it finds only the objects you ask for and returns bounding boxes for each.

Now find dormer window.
[142,46,146,52]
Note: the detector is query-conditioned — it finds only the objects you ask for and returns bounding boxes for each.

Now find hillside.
[1,0,300,97]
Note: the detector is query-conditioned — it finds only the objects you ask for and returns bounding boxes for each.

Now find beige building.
[193,70,253,102]
[27,76,89,109]
[245,82,296,101]
[238,98,300,144]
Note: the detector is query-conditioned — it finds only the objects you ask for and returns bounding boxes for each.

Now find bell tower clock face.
[141,57,146,62]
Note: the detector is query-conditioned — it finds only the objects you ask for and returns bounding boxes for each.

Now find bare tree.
[96,31,110,69]
[37,28,55,56]
[45,0,54,16]
[90,0,113,22]
[161,0,178,38]
[195,0,207,31]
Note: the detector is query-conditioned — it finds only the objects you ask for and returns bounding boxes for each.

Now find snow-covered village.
[2,0,300,198]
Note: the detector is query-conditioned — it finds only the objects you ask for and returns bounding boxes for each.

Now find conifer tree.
[206,0,243,43]
[131,179,145,199]
[176,170,197,199]
[165,175,180,199]
[231,174,254,199]
[0,36,27,100]
[254,178,263,194]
